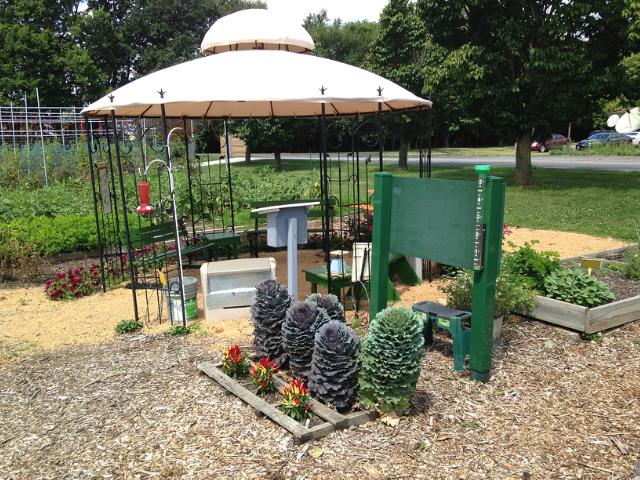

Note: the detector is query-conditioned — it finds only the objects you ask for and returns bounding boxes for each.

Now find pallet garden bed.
[198,361,378,444]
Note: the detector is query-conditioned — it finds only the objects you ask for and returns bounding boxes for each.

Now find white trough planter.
[522,294,640,334]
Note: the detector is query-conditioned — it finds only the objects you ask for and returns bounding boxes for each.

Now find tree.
[304,10,377,68]
[366,0,427,170]
[0,0,86,105]
[234,119,294,170]
[417,0,630,185]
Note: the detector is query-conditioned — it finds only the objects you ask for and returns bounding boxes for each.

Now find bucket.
[329,250,347,275]
[165,276,198,325]
[352,243,372,282]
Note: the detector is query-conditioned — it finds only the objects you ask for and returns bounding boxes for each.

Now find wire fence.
[0,98,156,188]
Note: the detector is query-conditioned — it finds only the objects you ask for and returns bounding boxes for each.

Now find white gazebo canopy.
[82,8,432,118]
[200,9,315,55]
[81,50,432,118]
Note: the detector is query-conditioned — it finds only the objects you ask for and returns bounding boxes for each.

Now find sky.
[264,0,387,24]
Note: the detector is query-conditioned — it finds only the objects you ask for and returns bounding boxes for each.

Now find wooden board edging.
[518,293,640,333]
[560,244,637,264]
[198,361,378,443]
[198,361,312,442]
[586,294,640,333]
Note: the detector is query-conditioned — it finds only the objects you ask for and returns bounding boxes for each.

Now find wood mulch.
[1,229,639,478]
[594,271,640,302]
[0,316,639,479]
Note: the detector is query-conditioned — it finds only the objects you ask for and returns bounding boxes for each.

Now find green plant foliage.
[0,214,98,257]
[503,240,560,292]
[443,268,536,317]
[165,325,192,335]
[544,268,615,307]
[623,247,640,280]
[0,182,93,222]
[358,307,424,412]
[115,319,143,334]
[580,332,604,344]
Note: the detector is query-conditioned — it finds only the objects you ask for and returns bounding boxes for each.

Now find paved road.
[244,152,640,172]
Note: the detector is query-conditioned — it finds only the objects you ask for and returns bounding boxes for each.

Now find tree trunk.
[398,137,409,170]
[443,132,450,148]
[274,151,282,170]
[244,145,251,163]
[515,133,534,186]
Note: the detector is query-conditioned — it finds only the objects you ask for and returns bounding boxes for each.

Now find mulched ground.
[594,271,640,301]
[1,316,638,479]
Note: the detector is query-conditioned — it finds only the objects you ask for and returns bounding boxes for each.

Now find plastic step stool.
[412,301,472,372]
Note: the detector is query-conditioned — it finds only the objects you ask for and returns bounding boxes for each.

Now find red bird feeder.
[136,180,155,215]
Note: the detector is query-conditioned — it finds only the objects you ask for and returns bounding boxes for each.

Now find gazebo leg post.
[160,105,188,328]
[320,102,332,293]
[110,111,139,322]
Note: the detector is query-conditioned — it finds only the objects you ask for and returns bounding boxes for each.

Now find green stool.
[412,301,472,372]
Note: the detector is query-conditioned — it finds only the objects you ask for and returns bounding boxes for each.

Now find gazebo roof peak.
[200,9,315,56]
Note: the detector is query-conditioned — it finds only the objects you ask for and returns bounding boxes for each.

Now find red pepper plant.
[250,357,279,395]
[280,378,312,421]
[222,344,249,378]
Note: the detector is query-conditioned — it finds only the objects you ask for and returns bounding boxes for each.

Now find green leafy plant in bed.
[115,319,143,334]
[443,268,536,317]
[358,306,424,412]
[503,240,560,292]
[543,268,614,307]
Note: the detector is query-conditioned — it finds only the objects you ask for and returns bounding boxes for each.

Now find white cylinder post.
[287,216,298,300]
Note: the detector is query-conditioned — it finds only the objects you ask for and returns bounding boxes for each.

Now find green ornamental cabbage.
[358,306,425,412]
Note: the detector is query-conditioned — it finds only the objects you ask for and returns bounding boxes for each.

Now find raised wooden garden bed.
[522,245,640,333]
[523,294,640,333]
[198,361,377,443]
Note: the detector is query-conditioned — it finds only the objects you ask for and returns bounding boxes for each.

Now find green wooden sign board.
[370,167,505,382]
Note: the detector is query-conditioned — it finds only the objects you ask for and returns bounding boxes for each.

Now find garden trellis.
[81,8,432,325]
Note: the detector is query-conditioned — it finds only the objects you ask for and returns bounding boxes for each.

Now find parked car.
[575,132,632,150]
[623,131,640,145]
[588,129,615,137]
[531,133,569,152]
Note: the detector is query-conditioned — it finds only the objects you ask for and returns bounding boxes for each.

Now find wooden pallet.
[198,361,377,443]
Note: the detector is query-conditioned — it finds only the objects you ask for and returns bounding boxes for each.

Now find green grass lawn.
[234,160,640,242]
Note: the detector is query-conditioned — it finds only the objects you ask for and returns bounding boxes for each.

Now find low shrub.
[1,214,98,257]
[44,265,101,300]
[115,319,143,334]
[503,240,560,292]
[166,325,192,336]
[443,268,536,317]
[0,181,93,223]
[544,268,615,307]
[623,247,640,280]
[0,231,41,281]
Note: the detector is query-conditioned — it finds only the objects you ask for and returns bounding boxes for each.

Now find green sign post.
[369,167,505,382]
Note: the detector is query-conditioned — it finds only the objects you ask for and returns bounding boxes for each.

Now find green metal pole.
[369,171,393,320]
[469,168,505,382]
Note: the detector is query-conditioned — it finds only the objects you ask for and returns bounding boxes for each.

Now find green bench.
[124,220,240,267]
[247,198,336,257]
